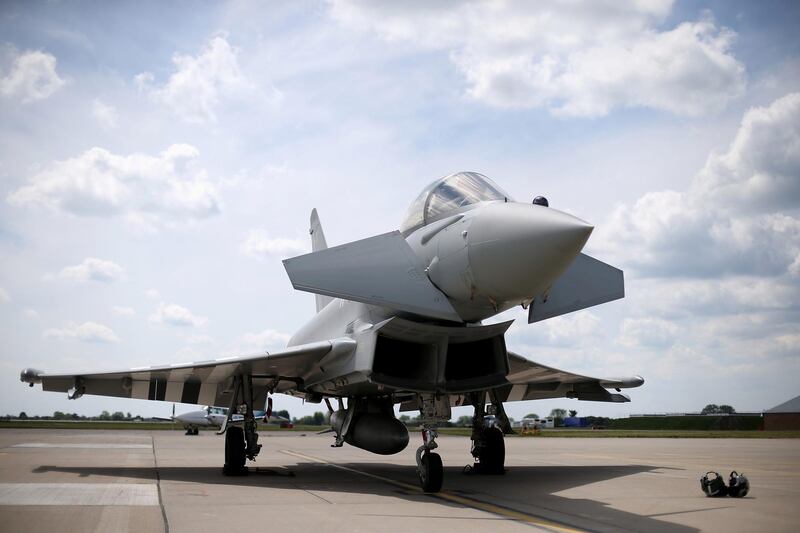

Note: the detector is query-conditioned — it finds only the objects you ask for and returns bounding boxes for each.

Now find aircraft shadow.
[33,462,698,532]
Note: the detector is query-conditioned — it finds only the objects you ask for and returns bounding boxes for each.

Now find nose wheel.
[416,427,443,492]
[418,451,443,492]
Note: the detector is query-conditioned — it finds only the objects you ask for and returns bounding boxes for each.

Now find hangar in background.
[764,395,800,430]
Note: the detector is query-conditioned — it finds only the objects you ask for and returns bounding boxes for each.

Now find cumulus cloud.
[693,92,800,212]
[329,1,745,117]
[0,49,65,102]
[91,99,118,128]
[51,257,125,283]
[583,92,800,385]
[150,302,207,327]
[136,35,252,123]
[44,321,120,343]
[598,92,800,279]
[240,230,307,259]
[0,287,9,303]
[7,144,220,223]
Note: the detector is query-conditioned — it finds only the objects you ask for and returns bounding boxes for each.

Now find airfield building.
[764,395,800,431]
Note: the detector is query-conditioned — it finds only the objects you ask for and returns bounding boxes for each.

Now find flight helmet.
[700,471,728,497]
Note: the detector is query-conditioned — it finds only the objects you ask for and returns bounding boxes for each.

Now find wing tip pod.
[20,368,43,385]
[600,375,645,389]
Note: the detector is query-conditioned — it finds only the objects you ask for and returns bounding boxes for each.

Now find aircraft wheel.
[479,428,505,475]
[418,452,443,493]
[223,427,247,476]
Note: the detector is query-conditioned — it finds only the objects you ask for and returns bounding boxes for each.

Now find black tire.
[223,427,247,476]
[419,452,443,493]
[480,428,505,474]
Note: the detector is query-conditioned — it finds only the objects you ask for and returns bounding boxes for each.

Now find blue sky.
[1,0,798,421]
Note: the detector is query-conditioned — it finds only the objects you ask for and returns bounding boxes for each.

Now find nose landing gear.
[414,394,450,492]
[416,427,443,492]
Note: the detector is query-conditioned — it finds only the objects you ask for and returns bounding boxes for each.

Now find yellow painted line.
[280,449,584,533]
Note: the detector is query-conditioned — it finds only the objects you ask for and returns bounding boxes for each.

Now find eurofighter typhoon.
[21,172,643,492]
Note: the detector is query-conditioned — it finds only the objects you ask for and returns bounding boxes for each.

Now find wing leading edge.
[497,351,644,403]
[20,338,356,407]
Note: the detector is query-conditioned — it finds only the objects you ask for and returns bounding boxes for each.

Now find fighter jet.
[21,171,642,492]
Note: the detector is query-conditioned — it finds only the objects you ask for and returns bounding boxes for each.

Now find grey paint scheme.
[529,253,624,323]
[20,175,643,417]
[309,208,333,313]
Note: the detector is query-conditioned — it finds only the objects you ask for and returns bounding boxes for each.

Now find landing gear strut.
[415,394,449,492]
[465,391,506,475]
[220,374,262,476]
[416,427,443,492]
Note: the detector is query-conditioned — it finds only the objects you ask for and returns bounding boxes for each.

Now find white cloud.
[145,289,161,300]
[581,92,800,392]
[597,92,800,279]
[240,229,307,260]
[112,306,135,316]
[0,49,65,102]
[7,144,220,223]
[22,309,39,320]
[44,321,120,343]
[693,92,800,212]
[52,257,125,283]
[330,1,745,117]
[136,35,252,123]
[91,99,118,128]
[0,287,9,303]
[150,302,207,327]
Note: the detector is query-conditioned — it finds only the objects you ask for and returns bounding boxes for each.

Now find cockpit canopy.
[400,172,512,234]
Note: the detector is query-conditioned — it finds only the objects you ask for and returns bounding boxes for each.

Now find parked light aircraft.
[165,406,292,434]
[21,171,642,492]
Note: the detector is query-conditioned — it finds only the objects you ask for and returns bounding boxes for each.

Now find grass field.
[0,420,324,432]
[437,427,800,438]
[3,420,796,438]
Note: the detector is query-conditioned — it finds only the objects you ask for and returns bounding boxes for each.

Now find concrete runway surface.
[0,429,797,533]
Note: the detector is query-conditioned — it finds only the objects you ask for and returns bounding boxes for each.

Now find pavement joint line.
[279,449,585,533]
[151,435,170,533]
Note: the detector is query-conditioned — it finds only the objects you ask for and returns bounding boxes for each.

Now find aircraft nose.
[467,202,593,302]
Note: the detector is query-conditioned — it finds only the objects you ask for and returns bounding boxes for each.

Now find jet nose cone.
[467,202,593,302]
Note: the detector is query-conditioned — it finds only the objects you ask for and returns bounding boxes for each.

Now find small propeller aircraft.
[21,171,642,492]
[159,405,292,435]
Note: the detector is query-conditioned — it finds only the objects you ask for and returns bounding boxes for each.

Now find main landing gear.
[465,391,507,475]
[221,374,262,476]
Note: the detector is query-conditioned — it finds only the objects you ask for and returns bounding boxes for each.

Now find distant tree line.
[4,411,144,421]
[701,404,736,415]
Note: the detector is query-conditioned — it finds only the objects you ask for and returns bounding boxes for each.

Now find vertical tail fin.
[309,208,333,312]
